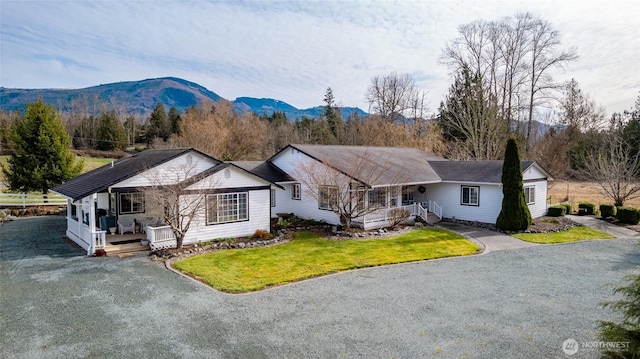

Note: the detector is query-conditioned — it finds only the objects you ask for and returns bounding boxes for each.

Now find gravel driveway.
[2,216,639,358]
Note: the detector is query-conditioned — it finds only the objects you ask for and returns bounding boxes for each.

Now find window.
[389,187,398,207]
[368,188,387,208]
[270,189,276,207]
[525,186,535,204]
[461,186,479,206]
[402,186,414,205]
[292,183,301,200]
[119,192,145,214]
[350,185,366,211]
[206,192,248,224]
[318,185,338,210]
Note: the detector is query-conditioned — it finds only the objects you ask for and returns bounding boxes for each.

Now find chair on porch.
[117,217,136,235]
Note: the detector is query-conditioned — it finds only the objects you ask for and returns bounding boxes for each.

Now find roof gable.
[52,148,222,201]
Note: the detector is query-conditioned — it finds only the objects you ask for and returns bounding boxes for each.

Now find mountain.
[0,77,222,116]
[0,77,367,120]
[233,97,367,120]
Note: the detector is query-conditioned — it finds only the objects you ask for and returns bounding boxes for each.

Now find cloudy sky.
[1,0,638,116]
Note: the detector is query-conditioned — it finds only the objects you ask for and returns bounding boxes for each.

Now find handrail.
[146,225,177,250]
[428,200,443,219]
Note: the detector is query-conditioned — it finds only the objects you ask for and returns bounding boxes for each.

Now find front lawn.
[512,226,615,244]
[174,229,480,293]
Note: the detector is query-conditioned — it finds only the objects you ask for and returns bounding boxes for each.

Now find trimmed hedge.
[616,207,640,225]
[560,203,572,214]
[547,205,567,217]
[579,202,597,215]
[599,204,616,219]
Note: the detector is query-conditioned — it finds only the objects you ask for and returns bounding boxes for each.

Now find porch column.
[89,194,97,254]
[76,202,81,237]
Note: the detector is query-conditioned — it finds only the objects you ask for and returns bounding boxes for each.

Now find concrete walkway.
[436,221,537,253]
[567,214,640,238]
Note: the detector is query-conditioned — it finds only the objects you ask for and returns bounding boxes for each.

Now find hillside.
[0,77,367,120]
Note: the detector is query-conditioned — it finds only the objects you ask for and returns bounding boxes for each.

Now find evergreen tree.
[95,111,126,151]
[168,106,181,136]
[2,99,83,193]
[146,102,169,143]
[496,136,531,231]
[323,87,343,139]
[438,65,506,160]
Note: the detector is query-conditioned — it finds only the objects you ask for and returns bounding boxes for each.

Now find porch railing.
[355,201,443,229]
[416,202,428,221]
[356,204,418,229]
[66,217,105,255]
[92,230,106,252]
[146,225,177,250]
[428,200,443,219]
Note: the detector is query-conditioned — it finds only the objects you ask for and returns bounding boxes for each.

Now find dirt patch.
[529,216,577,232]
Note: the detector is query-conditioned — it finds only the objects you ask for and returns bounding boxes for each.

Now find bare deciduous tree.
[365,72,425,123]
[294,151,406,229]
[583,135,640,207]
[440,12,578,151]
[524,16,578,149]
[143,162,220,248]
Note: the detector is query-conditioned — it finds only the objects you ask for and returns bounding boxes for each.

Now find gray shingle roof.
[230,161,295,183]
[52,148,220,201]
[428,160,536,183]
[287,144,446,187]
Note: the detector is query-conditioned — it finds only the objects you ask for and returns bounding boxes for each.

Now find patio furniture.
[117,217,136,235]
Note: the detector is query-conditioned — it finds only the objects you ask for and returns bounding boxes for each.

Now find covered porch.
[62,189,177,255]
[352,184,443,230]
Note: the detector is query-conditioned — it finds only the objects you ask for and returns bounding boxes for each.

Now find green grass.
[512,226,615,244]
[174,229,480,293]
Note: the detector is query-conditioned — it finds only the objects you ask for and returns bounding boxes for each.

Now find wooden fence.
[0,192,67,207]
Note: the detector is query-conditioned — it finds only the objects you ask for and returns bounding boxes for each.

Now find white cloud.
[1,0,638,114]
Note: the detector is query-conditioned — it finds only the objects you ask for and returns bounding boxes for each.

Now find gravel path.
[2,216,639,358]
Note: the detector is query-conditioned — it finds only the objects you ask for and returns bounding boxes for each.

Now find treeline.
[1,90,637,181]
[1,12,638,182]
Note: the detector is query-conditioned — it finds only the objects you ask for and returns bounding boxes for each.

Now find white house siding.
[272,183,297,217]
[270,147,342,225]
[176,165,274,244]
[427,183,504,224]
[181,189,272,244]
[523,165,547,181]
[185,165,270,191]
[112,152,218,189]
[524,180,548,218]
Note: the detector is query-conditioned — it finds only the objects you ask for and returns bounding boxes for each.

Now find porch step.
[426,212,441,224]
[104,241,150,256]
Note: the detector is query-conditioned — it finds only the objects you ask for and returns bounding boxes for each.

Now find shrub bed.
[547,205,567,217]
[616,207,640,225]
[560,203,572,214]
[599,204,616,219]
[578,202,597,215]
